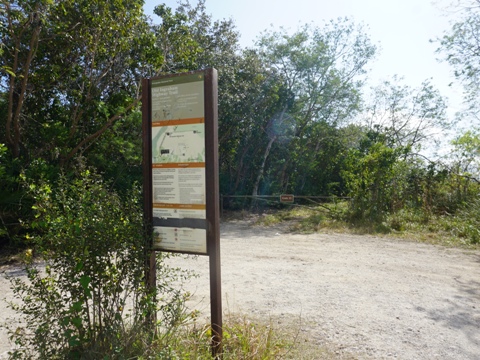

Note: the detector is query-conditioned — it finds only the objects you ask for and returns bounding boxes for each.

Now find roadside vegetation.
[252,201,480,249]
[3,166,335,359]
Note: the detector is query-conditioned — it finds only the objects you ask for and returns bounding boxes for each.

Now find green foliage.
[86,110,144,191]
[219,316,284,359]
[449,194,480,244]
[1,0,160,164]
[0,144,34,248]
[342,137,408,222]
[243,201,480,247]
[153,3,201,73]
[258,20,376,128]
[218,49,291,196]
[365,76,448,150]
[449,128,480,180]
[0,143,12,239]
[435,1,480,113]
[228,19,377,198]
[151,314,296,360]
[152,0,241,75]
[7,167,189,359]
[0,0,165,248]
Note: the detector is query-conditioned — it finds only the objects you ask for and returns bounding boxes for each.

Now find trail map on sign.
[152,124,205,164]
[149,72,209,255]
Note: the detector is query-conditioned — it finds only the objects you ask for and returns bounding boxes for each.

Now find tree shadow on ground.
[419,277,480,358]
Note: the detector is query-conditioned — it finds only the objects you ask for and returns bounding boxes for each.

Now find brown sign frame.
[142,69,222,355]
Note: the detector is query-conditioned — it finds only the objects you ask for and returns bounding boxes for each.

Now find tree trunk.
[251,105,288,198]
[251,134,277,197]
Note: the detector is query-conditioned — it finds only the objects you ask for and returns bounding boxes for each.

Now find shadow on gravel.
[454,278,480,300]
[473,254,480,265]
[422,278,480,358]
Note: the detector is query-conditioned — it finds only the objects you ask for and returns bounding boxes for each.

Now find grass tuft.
[149,313,305,359]
[149,312,346,359]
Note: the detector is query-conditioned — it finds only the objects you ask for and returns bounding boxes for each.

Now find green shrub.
[452,196,480,244]
[0,144,30,249]
[7,166,189,359]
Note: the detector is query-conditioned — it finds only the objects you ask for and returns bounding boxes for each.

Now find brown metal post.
[205,68,222,357]
[142,78,157,327]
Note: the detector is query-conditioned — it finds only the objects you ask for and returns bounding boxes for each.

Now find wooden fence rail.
[220,194,351,217]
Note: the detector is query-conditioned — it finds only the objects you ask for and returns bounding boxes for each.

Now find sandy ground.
[1,219,480,359]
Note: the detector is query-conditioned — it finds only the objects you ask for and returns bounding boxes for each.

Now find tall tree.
[342,134,409,222]
[252,19,376,195]
[436,0,480,117]
[216,49,292,196]
[0,0,164,247]
[154,1,293,197]
[363,76,449,152]
[450,128,480,181]
[152,3,201,73]
[0,0,161,166]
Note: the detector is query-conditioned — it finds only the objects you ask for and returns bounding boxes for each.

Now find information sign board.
[150,73,207,253]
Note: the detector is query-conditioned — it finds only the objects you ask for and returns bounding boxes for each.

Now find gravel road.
[1,218,480,359]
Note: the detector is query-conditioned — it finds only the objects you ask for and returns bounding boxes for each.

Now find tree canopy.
[0,0,479,248]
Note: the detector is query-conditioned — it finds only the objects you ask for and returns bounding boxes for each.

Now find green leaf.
[71,300,83,312]
[71,317,82,329]
[75,261,84,272]
[79,275,91,298]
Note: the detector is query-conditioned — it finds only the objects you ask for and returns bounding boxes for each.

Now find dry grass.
[233,204,480,250]
[161,312,353,360]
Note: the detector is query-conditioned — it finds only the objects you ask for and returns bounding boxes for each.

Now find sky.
[143,0,464,120]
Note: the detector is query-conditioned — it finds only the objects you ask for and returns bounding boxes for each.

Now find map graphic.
[152,123,205,163]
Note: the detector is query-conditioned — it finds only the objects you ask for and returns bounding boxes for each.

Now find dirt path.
[1,219,480,359]
[167,220,480,359]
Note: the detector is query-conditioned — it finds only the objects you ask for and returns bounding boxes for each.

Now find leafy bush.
[0,144,29,249]
[451,196,480,244]
[7,166,189,359]
[342,142,407,223]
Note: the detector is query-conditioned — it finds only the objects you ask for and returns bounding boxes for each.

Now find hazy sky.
[144,0,464,116]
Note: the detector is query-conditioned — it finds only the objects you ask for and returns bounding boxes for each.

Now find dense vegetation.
[0,0,479,357]
[1,0,479,248]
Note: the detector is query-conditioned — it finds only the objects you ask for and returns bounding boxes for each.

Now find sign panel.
[150,73,208,254]
[280,194,295,203]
